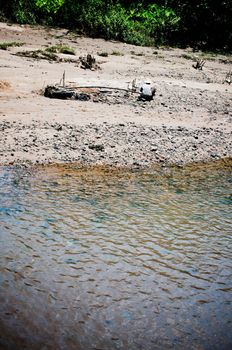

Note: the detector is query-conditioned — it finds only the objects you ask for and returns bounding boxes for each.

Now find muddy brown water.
[0,162,232,350]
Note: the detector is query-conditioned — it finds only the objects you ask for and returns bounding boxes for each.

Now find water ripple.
[0,164,232,350]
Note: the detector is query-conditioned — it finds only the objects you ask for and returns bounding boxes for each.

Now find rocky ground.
[1,120,231,168]
[0,22,232,168]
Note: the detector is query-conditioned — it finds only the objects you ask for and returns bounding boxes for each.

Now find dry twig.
[192,58,205,70]
[223,70,232,85]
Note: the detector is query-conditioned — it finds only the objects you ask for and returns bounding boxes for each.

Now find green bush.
[127,3,180,44]
[56,1,178,46]
[13,0,37,24]
[0,0,230,50]
[154,0,232,50]
[101,4,152,45]
[58,1,154,46]
[35,0,65,13]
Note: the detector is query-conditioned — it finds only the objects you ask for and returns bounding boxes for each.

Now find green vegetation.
[15,46,78,61]
[181,53,194,61]
[0,1,231,51]
[35,0,65,13]
[46,44,75,55]
[181,52,232,64]
[16,49,59,61]
[0,41,24,50]
[111,51,124,56]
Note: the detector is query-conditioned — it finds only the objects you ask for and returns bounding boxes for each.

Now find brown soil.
[0,22,231,168]
[0,80,11,90]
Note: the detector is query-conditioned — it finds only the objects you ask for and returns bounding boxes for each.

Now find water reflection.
[0,162,232,350]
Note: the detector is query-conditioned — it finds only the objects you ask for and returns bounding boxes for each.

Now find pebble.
[0,120,231,168]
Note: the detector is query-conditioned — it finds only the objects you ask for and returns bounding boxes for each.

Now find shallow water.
[0,163,232,350]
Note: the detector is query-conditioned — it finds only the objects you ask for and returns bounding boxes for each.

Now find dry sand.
[0,22,231,168]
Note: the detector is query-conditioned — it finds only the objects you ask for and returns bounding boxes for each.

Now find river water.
[0,163,232,350]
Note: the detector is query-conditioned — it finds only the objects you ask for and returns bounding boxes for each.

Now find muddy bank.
[0,120,231,168]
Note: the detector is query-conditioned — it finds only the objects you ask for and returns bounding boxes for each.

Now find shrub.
[128,3,180,45]
[46,44,75,55]
[0,41,24,50]
[35,0,65,14]
[0,0,230,50]
[13,0,37,24]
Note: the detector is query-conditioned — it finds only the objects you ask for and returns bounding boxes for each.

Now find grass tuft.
[16,49,59,61]
[46,44,75,55]
[111,51,124,56]
[0,41,24,50]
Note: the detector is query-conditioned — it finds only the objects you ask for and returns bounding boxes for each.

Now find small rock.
[88,144,104,152]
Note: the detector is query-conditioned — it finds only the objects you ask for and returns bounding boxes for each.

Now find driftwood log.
[44,85,90,100]
[44,85,76,99]
[69,85,132,92]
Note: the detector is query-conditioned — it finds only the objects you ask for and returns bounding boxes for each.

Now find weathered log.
[75,93,91,101]
[44,85,75,99]
[69,85,133,92]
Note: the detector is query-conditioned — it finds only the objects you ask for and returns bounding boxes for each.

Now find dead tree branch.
[192,58,205,70]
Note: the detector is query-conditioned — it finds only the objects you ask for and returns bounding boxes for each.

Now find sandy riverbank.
[0,22,231,168]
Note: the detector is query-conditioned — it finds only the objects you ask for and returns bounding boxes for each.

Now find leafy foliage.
[35,0,65,13]
[128,3,180,44]
[58,1,154,46]
[0,0,231,50]
[13,0,37,24]
[153,0,232,50]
